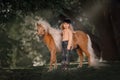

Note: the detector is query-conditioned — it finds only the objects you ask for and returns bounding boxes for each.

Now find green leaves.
[0,0,106,68]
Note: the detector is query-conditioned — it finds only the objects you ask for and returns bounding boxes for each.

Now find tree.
[0,0,120,69]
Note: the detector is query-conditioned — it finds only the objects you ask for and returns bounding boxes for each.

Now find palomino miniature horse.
[36,19,99,71]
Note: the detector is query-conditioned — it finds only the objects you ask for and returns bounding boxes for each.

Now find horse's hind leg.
[76,48,84,68]
[80,46,91,66]
[77,42,91,66]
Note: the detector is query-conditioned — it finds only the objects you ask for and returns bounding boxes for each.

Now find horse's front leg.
[49,50,57,71]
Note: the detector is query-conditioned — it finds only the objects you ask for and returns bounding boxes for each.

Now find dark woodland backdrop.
[0,0,120,80]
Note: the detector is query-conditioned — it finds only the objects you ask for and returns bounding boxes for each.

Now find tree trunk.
[92,1,120,60]
[110,0,120,59]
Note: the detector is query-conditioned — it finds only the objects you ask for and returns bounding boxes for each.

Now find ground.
[0,61,120,80]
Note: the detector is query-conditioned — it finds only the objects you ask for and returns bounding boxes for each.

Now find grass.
[0,61,120,80]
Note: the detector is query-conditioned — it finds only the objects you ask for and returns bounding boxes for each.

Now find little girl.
[60,19,74,70]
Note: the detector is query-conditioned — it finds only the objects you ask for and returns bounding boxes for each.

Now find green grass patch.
[0,61,120,80]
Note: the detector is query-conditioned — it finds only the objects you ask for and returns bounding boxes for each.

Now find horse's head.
[37,23,46,36]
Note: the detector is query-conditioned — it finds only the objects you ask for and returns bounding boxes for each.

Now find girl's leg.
[62,49,66,64]
[66,50,70,65]
[61,41,69,69]
[61,42,67,68]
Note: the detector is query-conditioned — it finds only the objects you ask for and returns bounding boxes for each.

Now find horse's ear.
[37,23,41,27]
[37,23,39,26]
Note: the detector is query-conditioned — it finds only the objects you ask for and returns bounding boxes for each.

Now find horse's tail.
[87,34,102,68]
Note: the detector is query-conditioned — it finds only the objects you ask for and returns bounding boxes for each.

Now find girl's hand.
[67,46,71,50]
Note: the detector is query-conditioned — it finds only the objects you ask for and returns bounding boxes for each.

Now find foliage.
[0,0,91,68]
[0,0,119,68]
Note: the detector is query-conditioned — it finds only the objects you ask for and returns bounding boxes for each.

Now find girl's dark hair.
[63,18,72,24]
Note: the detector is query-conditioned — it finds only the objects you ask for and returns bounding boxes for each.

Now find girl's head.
[62,22,70,29]
[60,18,73,30]
[63,18,71,24]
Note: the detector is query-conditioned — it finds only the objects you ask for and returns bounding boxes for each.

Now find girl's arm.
[67,30,73,50]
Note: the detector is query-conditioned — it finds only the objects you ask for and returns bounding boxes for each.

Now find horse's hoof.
[87,66,92,68]
[47,69,52,72]
[54,66,57,70]
[47,70,51,72]
[62,67,69,71]
[77,65,82,68]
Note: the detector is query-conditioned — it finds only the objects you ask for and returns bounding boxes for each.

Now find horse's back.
[73,30,88,48]
[74,30,88,40]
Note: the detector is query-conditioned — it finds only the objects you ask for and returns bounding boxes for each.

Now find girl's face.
[63,22,70,29]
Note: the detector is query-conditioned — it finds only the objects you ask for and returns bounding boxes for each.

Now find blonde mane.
[36,19,62,51]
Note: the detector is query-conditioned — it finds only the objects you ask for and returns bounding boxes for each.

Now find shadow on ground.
[0,61,120,80]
